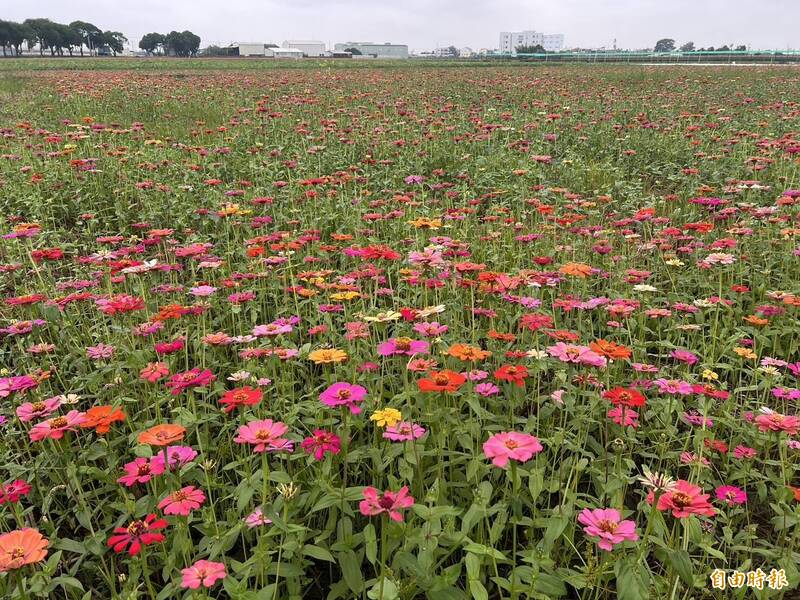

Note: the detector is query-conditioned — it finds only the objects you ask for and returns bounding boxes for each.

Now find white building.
[282,40,326,57]
[266,47,304,59]
[233,43,267,57]
[333,42,408,59]
[499,30,564,53]
[459,47,474,58]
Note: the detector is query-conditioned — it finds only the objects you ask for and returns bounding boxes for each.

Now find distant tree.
[6,22,30,56]
[718,44,731,52]
[679,41,695,52]
[164,30,200,57]
[69,21,101,56]
[446,45,458,57]
[516,44,546,54]
[654,38,676,52]
[344,47,361,55]
[139,32,165,55]
[23,18,59,55]
[735,44,746,51]
[102,31,127,56]
[0,20,13,56]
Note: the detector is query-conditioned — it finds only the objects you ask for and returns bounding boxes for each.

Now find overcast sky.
[6,0,798,51]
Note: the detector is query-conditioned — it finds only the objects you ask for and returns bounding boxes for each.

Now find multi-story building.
[499,30,564,53]
[333,42,408,59]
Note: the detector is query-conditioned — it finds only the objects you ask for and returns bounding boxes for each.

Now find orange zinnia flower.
[0,528,48,572]
[447,343,492,362]
[589,340,632,361]
[559,262,593,278]
[138,424,186,446]
[308,348,348,364]
[743,315,768,326]
[418,370,466,393]
[81,405,126,435]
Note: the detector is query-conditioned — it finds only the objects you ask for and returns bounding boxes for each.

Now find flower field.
[0,62,799,599]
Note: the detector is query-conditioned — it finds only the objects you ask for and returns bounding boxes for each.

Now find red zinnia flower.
[602,387,646,408]
[494,365,529,387]
[417,370,466,393]
[219,386,262,413]
[107,514,167,555]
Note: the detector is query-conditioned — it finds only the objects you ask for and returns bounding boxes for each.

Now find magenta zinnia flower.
[234,419,293,453]
[377,337,429,356]
[117,457,165,487]
[166,368,215,395]
[483,432,543,468]
[319,382,367,414]
[359,486,414,521]
[715,485,747,506]
[546,343,607,367]
[578,508,638,551]
[300,430,341,460]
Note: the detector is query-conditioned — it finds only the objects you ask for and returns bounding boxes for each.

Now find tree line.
[654,39,748,53]
[0,19,126,56]
[138,31,201,57]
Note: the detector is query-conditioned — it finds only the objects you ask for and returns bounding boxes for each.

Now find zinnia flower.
[319,382,367,414]
[158,486,206,516]
[0,529,48,572]
[300,430,341,460]
[80,405,125,434]
[383,422,426,441]
[417,370,466,393]
[107,514,168,555]
[656,480,716,518]
[219,386,262,413]
[234,419,293,453]
[378,337,429,356]
[578,508,638,551]
[29,410,87,442]
[181,559,226,589]
[715,485,747,506]
[359,486,414,521]
[138,423,186,446]
[483,432,543,468]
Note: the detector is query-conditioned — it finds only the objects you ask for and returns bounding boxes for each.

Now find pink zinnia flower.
[715,485,747,506]
[670,349,699,365]
[158,486,206,516]
[86,343,115,360]
[0,480,32,504]
[547,343,607,367]
[117,457,165,487]
[140,362,169,383]
[245,507,272,528]
[377,337,429,356]
[474,382,500,397]
[319,382,368,414]
[180,559,226,589]
[29,410,86,442]
[359,486,414,521]
[483,432,544,468]
[733,445,756,459]
[653,379,693,395]
[234,419,293,453]
[578,508,639,551]
[413,322,448,337]
[300,430,341,460]
[152,445,198,470]
[754,410,800,435]
[189,285,217,297]
[607,407,639,428]
[16,397,62,422]
[383,422,426,441]
[656,480,716,518]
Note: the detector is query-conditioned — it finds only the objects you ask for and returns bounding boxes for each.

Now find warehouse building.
[499,31,565,53]
[333,42,408,59]
[282,40,326,57]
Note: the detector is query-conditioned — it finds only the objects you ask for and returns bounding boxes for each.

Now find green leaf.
[337,549,364,594]
[613,556,650,600]
[364,523,378,564]
[302,544,334,562]
[665,549,693,587]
